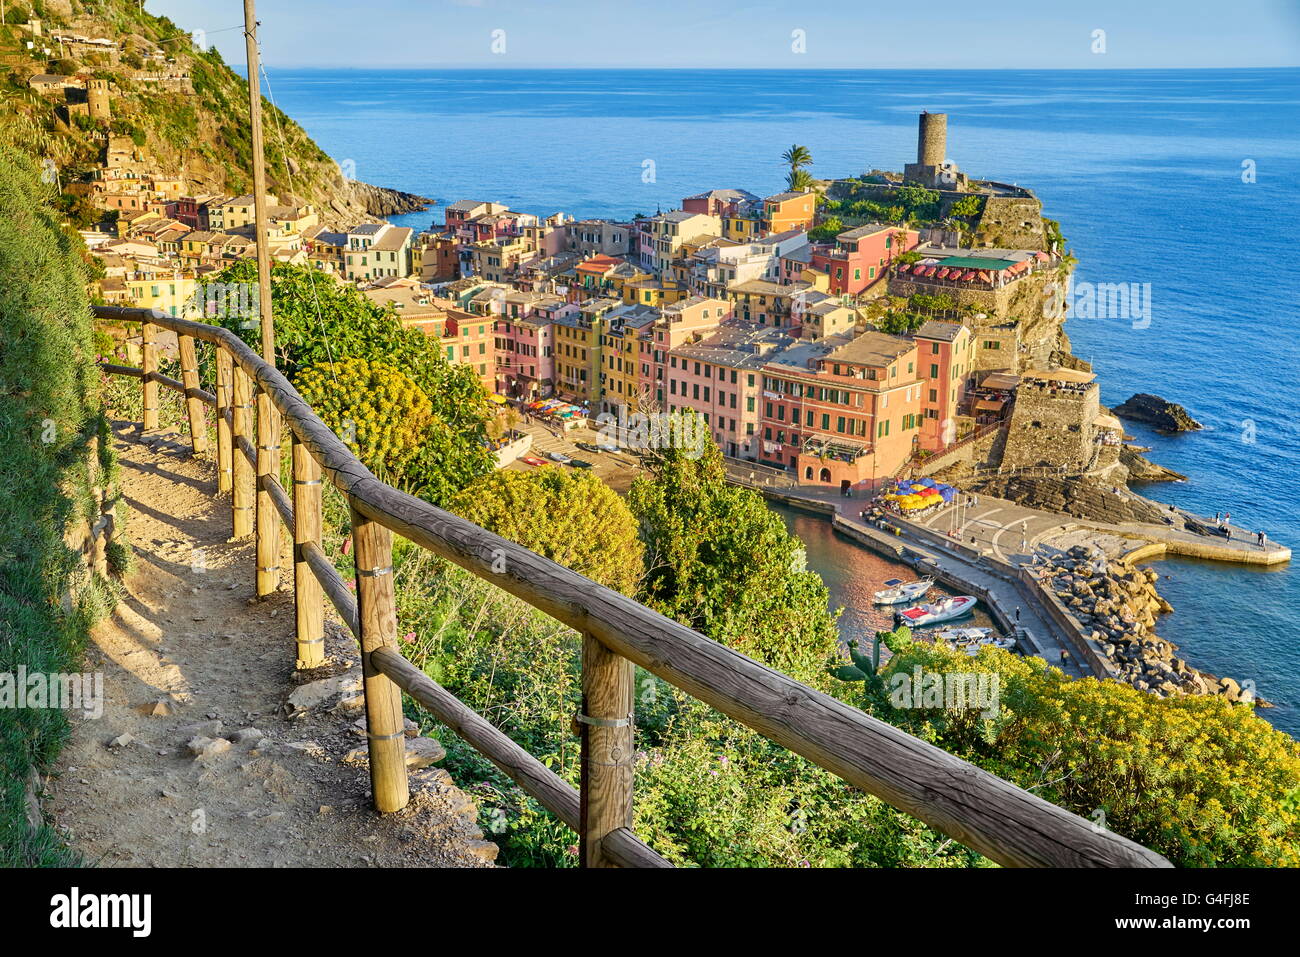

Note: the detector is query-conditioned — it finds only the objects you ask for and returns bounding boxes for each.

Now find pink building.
[666,323,788,459]
[681,188,761,219]
[641,296,732,407]
[810,223,919,297]
[494,294,575,399]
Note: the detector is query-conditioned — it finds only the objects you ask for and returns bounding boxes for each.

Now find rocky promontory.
[347,180,434,218]
[1043,545,1250,703]
[1119,445,1188,482]
[1113,393,1203,433]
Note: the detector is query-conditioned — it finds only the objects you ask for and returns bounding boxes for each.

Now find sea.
[259,68,1300,735]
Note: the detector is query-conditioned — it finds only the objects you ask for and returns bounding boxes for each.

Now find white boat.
[934,626,995,644]
[872,577,934,605]
[964,636,1017,656]
[897,595,977,627]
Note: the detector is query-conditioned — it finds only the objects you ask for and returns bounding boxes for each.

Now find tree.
[295,357,433,484]
[628,430,840,684]
[786,168,815,192]
[451,467,644,595]
[872,640,1300,867]
[203,260,494,505]
[807,215,842,243]
[782,145,813,193]
[782,144,812,173]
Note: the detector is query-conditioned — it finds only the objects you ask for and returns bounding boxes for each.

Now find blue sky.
[150,0,1300,69]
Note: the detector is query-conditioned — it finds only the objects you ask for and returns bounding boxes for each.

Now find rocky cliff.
[0,0,431,228]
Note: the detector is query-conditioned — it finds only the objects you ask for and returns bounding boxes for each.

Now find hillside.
[0,0,429,227]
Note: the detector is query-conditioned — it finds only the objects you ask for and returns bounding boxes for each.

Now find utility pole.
[244,0,279,602]
[243,0,274,364]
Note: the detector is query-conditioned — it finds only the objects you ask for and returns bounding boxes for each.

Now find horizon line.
[250,64,1300,72]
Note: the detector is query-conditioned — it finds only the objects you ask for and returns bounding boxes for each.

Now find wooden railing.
[93,305,1171,869]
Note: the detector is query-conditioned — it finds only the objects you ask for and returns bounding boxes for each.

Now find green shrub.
[0,144,114,866]
[296,357,433,482]
[451,467,644,595]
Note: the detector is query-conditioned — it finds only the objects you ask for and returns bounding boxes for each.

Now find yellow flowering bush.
[295,358,433,481]
[860,639,1300,866]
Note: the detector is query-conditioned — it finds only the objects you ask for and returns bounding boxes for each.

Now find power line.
[257,53,340,387]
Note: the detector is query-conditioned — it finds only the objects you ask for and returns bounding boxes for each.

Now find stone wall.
[997,379,1099,471]
[972,195,1048,250]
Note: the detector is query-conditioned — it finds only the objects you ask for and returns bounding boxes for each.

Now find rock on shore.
[1118,446,1187,482]
[1042,545,1249,703]
[1113,393,1203,433]
[348,180,433,217]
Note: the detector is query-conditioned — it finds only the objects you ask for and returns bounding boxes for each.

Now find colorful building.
[762,191,816,234]
[758,330,923,490]
[810,223,919,296]
[913,319,975,452]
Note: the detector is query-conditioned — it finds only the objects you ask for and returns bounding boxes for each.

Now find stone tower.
[903,111,968,191]
[917,111,947,167]
[87,78,111,122]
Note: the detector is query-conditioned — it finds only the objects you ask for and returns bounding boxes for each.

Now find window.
[930,363,939,378]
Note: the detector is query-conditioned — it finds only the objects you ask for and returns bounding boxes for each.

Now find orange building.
[443,307,496,393]
[759,330,923,491]
[913,319,974,452]
[762,191,816,234]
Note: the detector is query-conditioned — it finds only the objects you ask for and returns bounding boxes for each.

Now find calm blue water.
[263,68,1300,734]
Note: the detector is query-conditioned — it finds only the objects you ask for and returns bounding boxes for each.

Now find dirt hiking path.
[46,421,497,867]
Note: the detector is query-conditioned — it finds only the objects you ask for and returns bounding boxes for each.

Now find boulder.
[287,670,363,712]
[1113,393,1203,433]
[187,736,231,759]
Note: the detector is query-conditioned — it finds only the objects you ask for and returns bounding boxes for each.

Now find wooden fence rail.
[93,305,1171,869]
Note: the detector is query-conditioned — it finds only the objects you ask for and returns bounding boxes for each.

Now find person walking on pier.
[1014,606,1021,623]
[1258,530,1266,546]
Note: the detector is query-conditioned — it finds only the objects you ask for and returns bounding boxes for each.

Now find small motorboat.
[964,636,1017,656]
[873,577,934,605]
[933,626,995,645]
[897,595,977,627]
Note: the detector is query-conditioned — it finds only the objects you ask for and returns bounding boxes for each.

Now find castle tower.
[918,111,947,167]
[904,111,967,191]
[87,79,111,122]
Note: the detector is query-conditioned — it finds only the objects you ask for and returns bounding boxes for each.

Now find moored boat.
[897,595,977,627]
[873,577,934,605]
[933,626,995,644]
[964,635,1017,655]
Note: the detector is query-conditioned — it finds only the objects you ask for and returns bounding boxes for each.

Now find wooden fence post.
[292,435,324,669]
[350,501,410,814]
[230,365,255,539]
[177,334,208,455]
[255,389,281,597]
[215,349,233,493]
[140,320,158,431]
[579,634,635,868]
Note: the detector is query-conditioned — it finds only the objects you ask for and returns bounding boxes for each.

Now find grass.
[0,144,121,866]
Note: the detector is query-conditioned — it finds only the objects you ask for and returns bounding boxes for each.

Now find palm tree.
[782,144,812,170]
[782,145,813,191]
[786,168,815,192]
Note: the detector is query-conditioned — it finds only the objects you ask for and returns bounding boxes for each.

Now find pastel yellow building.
[126,277,198,316]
